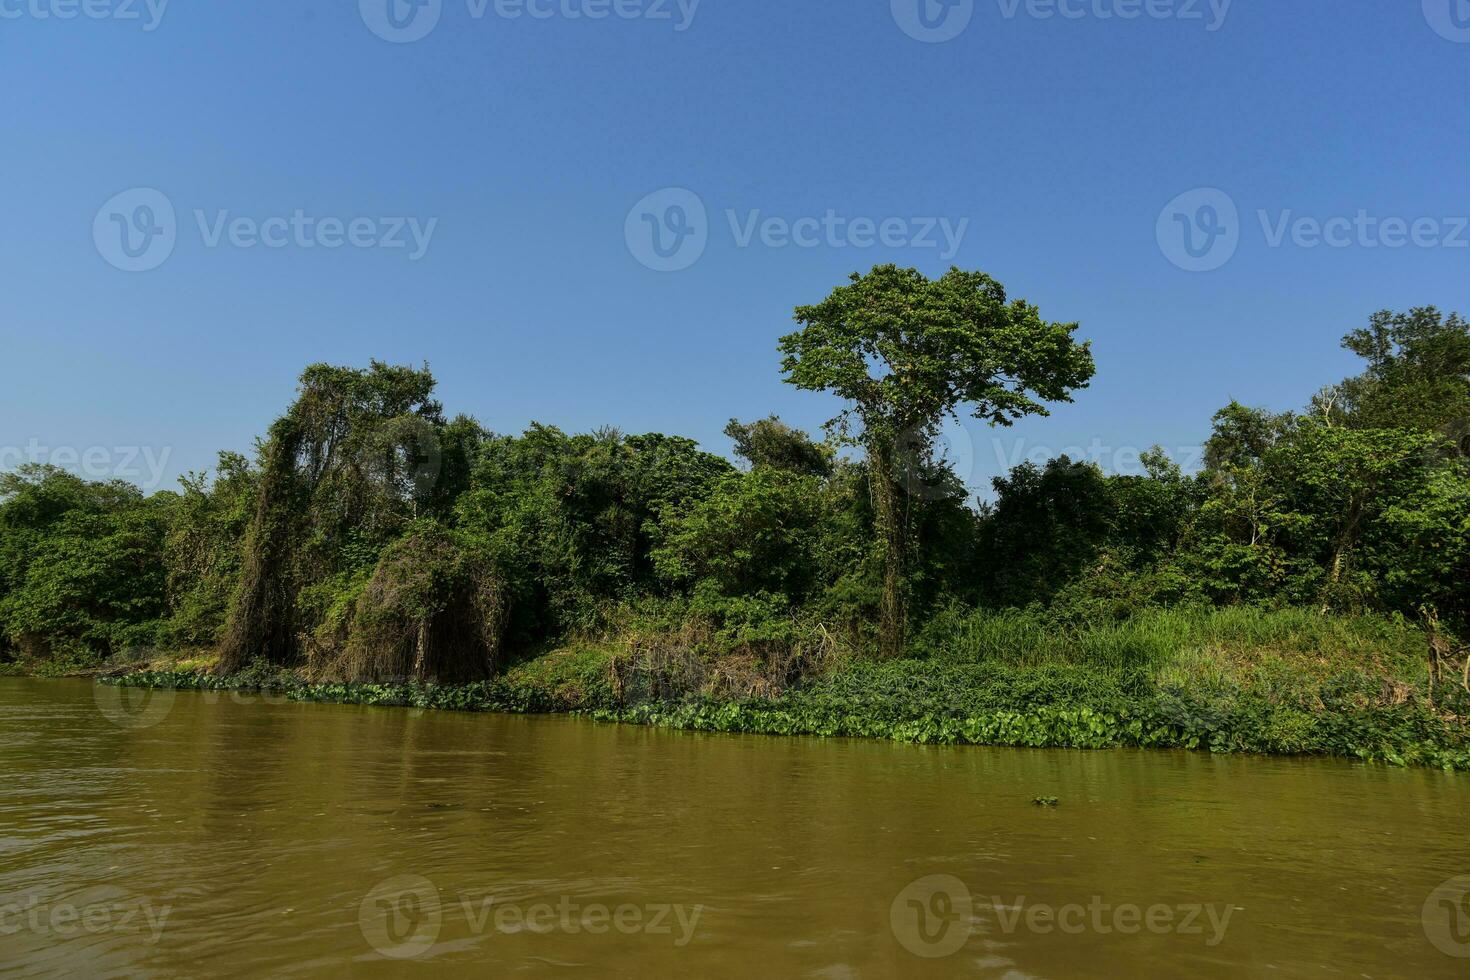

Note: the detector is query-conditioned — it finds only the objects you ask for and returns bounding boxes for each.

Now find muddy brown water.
[2,678,1468,978]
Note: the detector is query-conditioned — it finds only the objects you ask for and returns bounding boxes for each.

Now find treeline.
[2,270,1467,683]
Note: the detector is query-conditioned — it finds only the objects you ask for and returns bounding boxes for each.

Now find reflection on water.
[2,678,1468,978]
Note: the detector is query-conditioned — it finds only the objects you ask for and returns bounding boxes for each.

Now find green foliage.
[217,361,484,672]
[1380,461,1470,626]
[8,300,1470,777]
[1334,307,1470,432]
[101,598,1469,768]
[780,265,1096,435]
[456,424,733,645]
[723,416,834,477]
[653,468,826,601]
[909,604,1425,675]
[1187,416,1452,616]
[106,646,619,714]
[104,640,1470,768]
[780,264,1096,656]
[344,520,506,683]
[593,658,1470,770]
[161,452,257,648]
[0,466,171,661]
[972,450,1198,610]
[977,457,1113,606]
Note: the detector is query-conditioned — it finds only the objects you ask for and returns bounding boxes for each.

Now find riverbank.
[97,608,1470,770]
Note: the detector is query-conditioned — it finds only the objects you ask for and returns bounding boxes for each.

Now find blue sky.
[3,0,1468,496]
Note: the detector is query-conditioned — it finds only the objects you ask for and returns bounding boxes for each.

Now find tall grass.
[911,604,1426,682]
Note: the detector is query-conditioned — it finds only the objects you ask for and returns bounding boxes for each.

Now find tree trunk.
[868,438,907,660]
[1320,494,1364,615]
[218,420,303,674]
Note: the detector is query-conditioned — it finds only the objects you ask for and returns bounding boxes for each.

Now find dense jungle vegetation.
[7,267,1470,762]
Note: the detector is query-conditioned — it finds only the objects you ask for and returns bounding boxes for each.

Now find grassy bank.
[95,607,1470,771]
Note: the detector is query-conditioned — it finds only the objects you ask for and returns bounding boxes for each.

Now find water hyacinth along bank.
[101,609,1470,771]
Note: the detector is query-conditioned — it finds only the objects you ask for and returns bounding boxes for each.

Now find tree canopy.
[2,290,1466,682]
[780,265,1096,656]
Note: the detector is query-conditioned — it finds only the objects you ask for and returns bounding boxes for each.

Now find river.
[2,678,1468,977]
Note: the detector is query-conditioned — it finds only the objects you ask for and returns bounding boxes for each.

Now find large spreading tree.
[780,265,1095,658]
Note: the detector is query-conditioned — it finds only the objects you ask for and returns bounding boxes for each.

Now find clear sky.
[3,0,1468,496]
